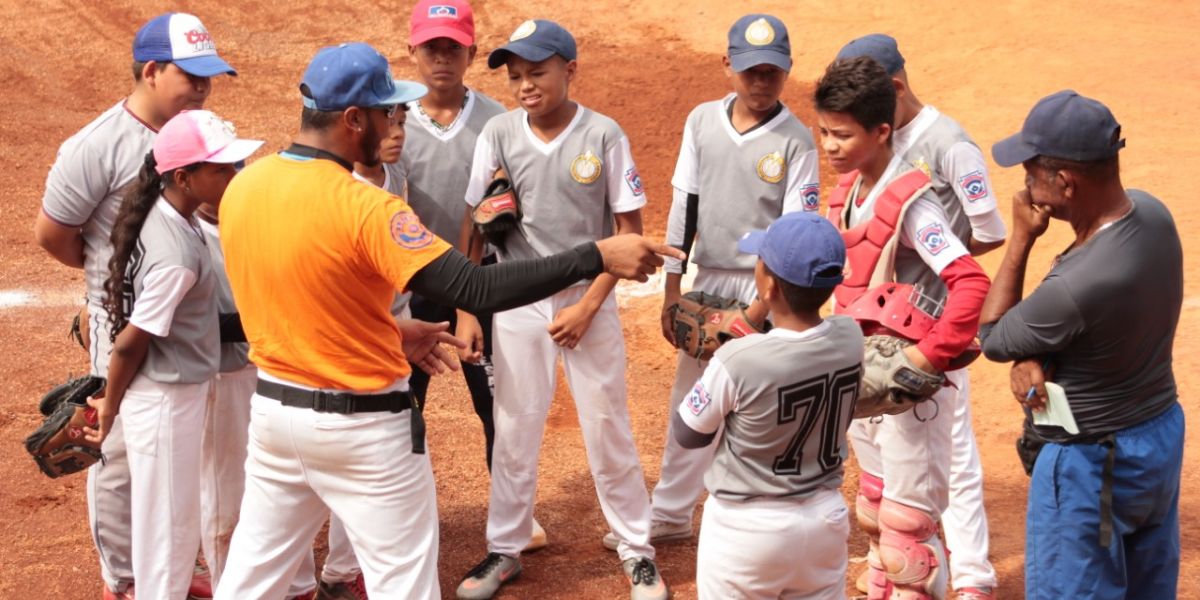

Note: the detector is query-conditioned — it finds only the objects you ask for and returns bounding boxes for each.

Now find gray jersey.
[42,100,157,307]
[199,219,249,372]
[680,317,864,500]
[401,90,505,243]
[897,112,975,245]
[982,191,1181,442]
[123,199,219,384]
[669,95,821,271]
[465,106,647,264]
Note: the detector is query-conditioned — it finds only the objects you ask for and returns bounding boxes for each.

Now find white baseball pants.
[940,369,998,590]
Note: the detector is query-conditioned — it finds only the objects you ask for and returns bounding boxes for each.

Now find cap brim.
[411,27,474,47]
[487,43,557,69]
[207,139,264,165]
[377,80,429,106]
[729,50,792,73]
[737,230,767,255]
[175,55,238,77]
[991,132,1039,167]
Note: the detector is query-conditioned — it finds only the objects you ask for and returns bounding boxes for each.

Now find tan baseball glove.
[855,335,945,419]
[670,291,768,361]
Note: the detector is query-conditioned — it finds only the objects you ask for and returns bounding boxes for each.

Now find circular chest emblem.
[912,156,932,178]
[756,151,786,183]
[745,18,776,46]
[390,211,435,249]
[570,151,602,184]
[510,20,537,41]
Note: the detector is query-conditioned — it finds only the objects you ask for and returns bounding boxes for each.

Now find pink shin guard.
[857,473,892,600]
[878,498,948,600]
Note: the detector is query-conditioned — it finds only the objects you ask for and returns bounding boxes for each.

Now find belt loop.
[410,394,426,455]
[1098,433,1117,548]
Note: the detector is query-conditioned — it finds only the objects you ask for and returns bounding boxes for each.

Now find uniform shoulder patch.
[957,170,989,202]
[624,167,645,196]
[685,382,712,416]
[916,222,948,255]
[801,183,820,211]
[390,211,435,250]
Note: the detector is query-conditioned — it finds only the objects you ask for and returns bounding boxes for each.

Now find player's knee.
[878,499,942,590]
[856,472,884,535]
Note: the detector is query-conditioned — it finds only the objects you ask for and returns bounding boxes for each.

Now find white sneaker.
[524,518,548,552]
[623,557,669,600]
[602,520,692,551]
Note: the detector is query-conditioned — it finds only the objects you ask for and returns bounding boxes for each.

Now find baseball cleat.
[456,553,521,600]
[103,584,135,600]
[315,572,369,600]
[524,517,548,552]
[623,557,669,600]
[602,520,692,551]
[188,560,213,599]
[956,587,995,600]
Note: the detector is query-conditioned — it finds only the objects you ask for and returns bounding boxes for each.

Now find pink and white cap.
[153,110,263,174]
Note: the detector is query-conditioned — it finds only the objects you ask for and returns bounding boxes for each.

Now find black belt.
[256,379,426,454]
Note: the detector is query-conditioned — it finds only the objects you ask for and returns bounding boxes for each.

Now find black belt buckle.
[312,393,352,414]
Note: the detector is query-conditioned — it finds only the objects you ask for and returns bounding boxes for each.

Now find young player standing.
[455,20,667,600]
[674,212,862,599]
[85,109,261,600]
[604,13,821,550]
[815,57,990,600]
[835,34,1005,599]
[32,13,237,599]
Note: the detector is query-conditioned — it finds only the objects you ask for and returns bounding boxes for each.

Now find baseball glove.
[472,170,520,250]
[670,291,768,361]
[25,375,106,478]
[855,335,945,419]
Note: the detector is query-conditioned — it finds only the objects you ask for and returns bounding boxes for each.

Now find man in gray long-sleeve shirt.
[979,90,1183,600]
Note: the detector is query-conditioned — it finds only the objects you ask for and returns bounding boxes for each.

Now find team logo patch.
[390,211,435,249]
[801,183,820,211]
[756,151,785,183]
[570,151,602,184]
[744,18,776,46]
[957,170,989,202]
[624,167,645,196]
[911,156,932,178]
[917,222,948,255]
[685,383,712,416]
[510,20,537,41]
[428,4,458,18]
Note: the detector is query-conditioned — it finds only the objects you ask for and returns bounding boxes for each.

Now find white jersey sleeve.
[663,186,689,274]
[128,265,199,337]
[464,134,501,208]
[669,115,700,195]
[783,148,821,214]
[604,135,647,214]
[677,356,738,435]
[942,141,1007,242]
[899,195,971,275]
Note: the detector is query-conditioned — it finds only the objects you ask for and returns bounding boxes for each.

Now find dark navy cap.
[133,13,237,77]
[300,43,427,111]
[738,212,846,288]
[836,33,905,75]
[727,14,791,72]
[992,90,1126,167]
[488,20,577,69]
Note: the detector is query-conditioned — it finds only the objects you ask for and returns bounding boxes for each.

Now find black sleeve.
[406,243,605,314]
[218,312,246,343]
[679,192,699,275]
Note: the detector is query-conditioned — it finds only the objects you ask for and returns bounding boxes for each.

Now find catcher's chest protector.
[826,168,931,313]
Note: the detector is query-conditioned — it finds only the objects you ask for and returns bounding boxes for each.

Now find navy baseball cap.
[133,13,236,77]
[836,33,905,75]
[992,90,1125,167]
[738,212,846,288]
[300,43,428,111]
[488,20,577,69]
[727,14,791,72]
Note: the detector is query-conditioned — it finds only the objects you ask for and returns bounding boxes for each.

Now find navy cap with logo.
[727,14,791,72]
[300,43,427,112]
[992,90,1125,167]
[836,33,905,75]
[488,20,577,69]
[738,212,846,288]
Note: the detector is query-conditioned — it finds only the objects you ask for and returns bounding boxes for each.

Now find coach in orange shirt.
[207,43,680,599]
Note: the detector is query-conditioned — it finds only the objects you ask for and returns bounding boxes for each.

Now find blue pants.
[1026,402,1184,600]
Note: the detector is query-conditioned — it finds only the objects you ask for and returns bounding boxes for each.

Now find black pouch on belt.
[1015,419,1046,477]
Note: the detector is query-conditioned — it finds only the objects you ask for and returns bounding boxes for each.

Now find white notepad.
[1032,382,1079,434]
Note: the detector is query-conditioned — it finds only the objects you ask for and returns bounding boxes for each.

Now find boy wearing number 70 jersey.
[675,211,863,600]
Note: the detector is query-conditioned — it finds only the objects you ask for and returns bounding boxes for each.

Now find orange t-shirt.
[219,153,450,391]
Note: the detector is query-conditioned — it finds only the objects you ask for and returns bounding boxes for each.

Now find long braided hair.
[102,151,198,341]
